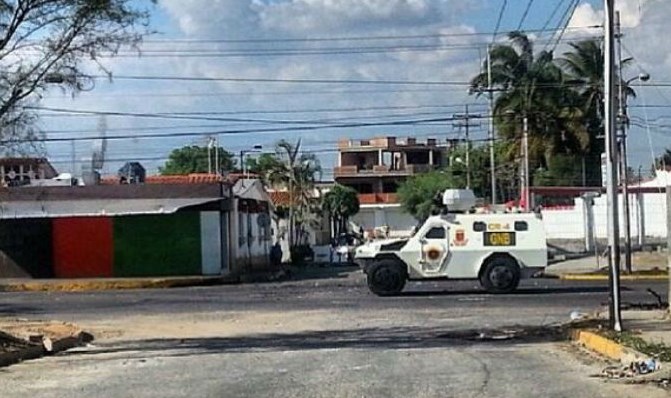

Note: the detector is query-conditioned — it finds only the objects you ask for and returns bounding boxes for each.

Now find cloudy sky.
[37,0,671,182]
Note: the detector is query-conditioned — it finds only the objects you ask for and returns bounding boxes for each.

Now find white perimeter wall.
[542,191,667,240]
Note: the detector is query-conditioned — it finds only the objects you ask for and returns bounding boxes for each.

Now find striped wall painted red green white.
[0,211,225,278]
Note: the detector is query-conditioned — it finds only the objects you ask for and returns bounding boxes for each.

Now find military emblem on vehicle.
[452,229,468,246]
[425,246,442,261]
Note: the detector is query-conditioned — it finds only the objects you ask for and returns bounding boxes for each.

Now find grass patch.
[577,268,667,276]
[601,330,671,362]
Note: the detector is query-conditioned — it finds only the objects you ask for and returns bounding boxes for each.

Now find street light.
[619,68,650,275]
[240,145,263,180]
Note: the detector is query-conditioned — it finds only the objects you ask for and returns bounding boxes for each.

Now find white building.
[231,178,273,271]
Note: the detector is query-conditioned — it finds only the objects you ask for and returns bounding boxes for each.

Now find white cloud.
[40,0,671,175]
[160,0,260,38]
[255,0,440,33]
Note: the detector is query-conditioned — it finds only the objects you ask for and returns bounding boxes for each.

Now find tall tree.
[470,32,589,192]
[444,143,501,200]
[272,139,322,248]
[397,171,457,222]
[0,0,154,152]
[322,184,360,239]
[160,145,235,175]
[245,153,285,185]
[559,39,637,185]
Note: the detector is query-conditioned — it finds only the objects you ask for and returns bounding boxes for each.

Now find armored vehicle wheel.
[479,255,520,294]
[366,259,407,296]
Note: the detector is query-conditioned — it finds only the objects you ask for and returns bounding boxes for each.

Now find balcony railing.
[335,164,436,177]
[358,193,399,204]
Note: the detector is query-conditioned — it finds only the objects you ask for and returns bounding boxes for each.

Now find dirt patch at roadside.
[0,319,87,355]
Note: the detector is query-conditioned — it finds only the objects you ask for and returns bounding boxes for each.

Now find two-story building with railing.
[334,136,447,237]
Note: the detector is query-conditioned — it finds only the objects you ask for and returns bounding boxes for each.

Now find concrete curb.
[570,329,636,362]
[0,276,231,293]
[558,274,668,281]
[0,332,89,368]
[568,328,671,381]
[0,269,293,293]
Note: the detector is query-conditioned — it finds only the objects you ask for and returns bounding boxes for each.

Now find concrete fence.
[541,190,667,242]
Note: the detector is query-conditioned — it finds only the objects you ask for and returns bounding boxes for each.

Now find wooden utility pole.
[604,0,623,332]
[615,11,633,274]
[522,116,530,211]
[667,185,671,315]
[487,46,497,205]
[453,105,481,189]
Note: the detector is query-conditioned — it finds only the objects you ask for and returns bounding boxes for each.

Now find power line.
[517,0,536,30]
[36,103,489,134]
[42,87,477,99]
[45,136,508,166]
[29,106,334,125]
[29,106,494,129]
[550,0,581,52]
[90,74,473,86]
[540,0,570,35]
[85,74,631,88]
[492,0,509,42]
[139,26,601,45]
[18,34,602,59]
[8,115,475,144]
[621,42,671,110]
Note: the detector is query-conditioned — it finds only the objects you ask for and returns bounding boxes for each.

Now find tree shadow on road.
[59,324,570,361]
[398,285,618,297]
[0,303,41,316]
[281,265,361,283]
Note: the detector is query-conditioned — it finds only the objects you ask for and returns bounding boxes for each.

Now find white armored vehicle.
[355,189,547,295]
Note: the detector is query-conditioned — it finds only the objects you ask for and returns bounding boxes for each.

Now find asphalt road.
[0,272,668,398]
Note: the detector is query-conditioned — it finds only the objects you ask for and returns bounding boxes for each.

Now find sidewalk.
[544,251,668,280]
[622,310,671,348]
[0,275,234,292]
[0,266,356,292]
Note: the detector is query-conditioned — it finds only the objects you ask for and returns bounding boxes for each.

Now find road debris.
[569,310,589,321]
[601,359,661,378]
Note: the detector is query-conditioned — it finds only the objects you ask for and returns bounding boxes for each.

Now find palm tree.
[273,139,322,248]
[323,184,360,239]
[560,39,605,123]
[559,38,637,185]
[470,32,589,189]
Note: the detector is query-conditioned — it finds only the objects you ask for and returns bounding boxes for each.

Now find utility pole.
[70,139,76,176]
[207,137,213,174]
[615,11,632,274]
[214,136,220,176]
[667,184,671,316]
[453,104,480,189]
[604,0,623,332]
[487,45,497,205]
[522,116,530,211]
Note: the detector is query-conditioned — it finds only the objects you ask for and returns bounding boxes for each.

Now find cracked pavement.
[0,273,669,397]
